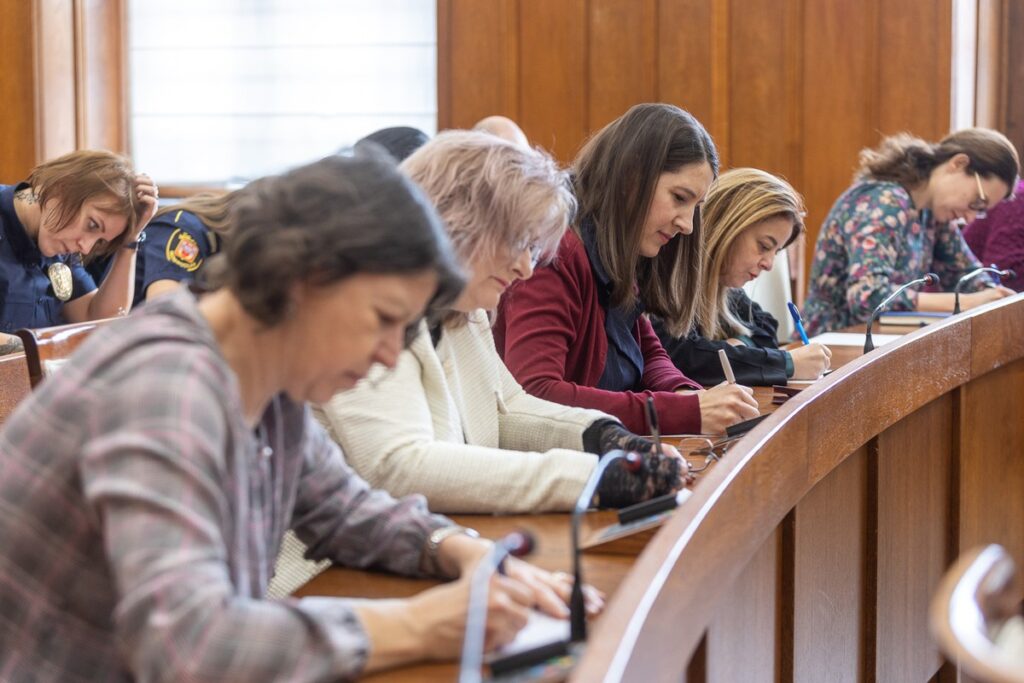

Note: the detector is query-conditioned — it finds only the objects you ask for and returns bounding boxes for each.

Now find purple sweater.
[963,180,1024,292]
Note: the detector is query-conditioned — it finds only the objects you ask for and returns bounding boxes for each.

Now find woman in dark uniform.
[132,192,234,306]
[0,149,157,353]
[133,130,431,308]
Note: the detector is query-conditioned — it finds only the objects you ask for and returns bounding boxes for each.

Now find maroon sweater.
[963,180,1024,293]
[494,230,703,434]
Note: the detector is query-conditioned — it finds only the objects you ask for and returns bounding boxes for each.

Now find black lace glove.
[582,418,660,456]
[594,450,683,508]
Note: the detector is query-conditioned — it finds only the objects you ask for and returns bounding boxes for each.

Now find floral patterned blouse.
[802,180,989,335]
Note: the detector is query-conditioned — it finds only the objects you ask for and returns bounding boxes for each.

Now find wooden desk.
[301,304,1022,681]
[576,294,1024,682]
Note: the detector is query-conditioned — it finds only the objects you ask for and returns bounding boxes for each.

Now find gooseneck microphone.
[459,530,536,683]
[863,273,938,353]
[953,265,1016,314]
[570,449,642,642]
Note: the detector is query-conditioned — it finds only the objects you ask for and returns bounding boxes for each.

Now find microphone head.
[1004,269,1017,281]
[622,451,643,473]
[923,272,939,286]
[500,530,536,558]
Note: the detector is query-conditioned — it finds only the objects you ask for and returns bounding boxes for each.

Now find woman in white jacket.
[317,131,689,515]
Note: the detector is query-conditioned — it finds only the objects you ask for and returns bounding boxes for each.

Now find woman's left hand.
[132,173,159,235]
[503,557,606,619]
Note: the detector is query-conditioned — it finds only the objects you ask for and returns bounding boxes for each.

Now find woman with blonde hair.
[131,191,238,306]
[802,128,1020,335]
[316,130,688,516]
[495,103,759,436]
[655,168,831,386]
[0,150,157,353]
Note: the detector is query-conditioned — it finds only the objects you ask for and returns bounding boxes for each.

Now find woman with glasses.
[963,179,1024,294]
[315,131,688,517]
[801,128,1020,335]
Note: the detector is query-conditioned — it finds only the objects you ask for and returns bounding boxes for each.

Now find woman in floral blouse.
[802,128,1019,335]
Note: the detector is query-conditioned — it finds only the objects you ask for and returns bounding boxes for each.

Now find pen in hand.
[645,395,663,457]
[717,348,737,385]
[787,301,810,345]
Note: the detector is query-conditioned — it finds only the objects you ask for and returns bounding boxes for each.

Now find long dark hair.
[858,128,1020,196]
[573,103,719,336]
[203,150,465,342]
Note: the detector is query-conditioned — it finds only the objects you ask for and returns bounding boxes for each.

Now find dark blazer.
[655,289,791,387]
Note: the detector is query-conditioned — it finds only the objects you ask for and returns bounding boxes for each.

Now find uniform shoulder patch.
[165,228,204,272]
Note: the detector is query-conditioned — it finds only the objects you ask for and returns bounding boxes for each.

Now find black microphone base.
[488,641,584,682]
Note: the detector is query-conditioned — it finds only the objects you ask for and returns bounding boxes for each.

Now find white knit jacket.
[316,310,612,513]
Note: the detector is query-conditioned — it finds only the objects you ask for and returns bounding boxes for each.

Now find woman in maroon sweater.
[494,103,759,435]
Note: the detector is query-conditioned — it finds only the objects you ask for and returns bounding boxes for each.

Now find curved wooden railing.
[575,293,1024,682]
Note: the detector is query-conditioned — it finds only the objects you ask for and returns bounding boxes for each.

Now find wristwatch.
[425,525,479,563]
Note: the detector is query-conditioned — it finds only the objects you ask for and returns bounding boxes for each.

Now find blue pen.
[787,301,810,345]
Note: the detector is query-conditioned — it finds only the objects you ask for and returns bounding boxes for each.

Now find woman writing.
[317,131,687,517]
[495,103,759,436]
[0,149,157,352]
[655,168,832,386]
[802,128,1019,335]
[0,152,590,681]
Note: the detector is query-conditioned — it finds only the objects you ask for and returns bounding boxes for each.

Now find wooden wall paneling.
[655,0,714,140]
[34,0,77,162]
[0,0,39,181]
[974,0,1005,134]
[726,0,793,177]
[587,0,657,133]
[436,0,451,129]
[874,0,951,140]
[976,0,1024,155]
[517,0,587,161]
[75,0,128,153]
[704,527,779,682]
[708,0,730,166]
[792,446,868,683]
[438,0,513,131]
[958,357,1024,566]
[874,395,953,682]
[1003,0,1024,156]
[799,0,875,280]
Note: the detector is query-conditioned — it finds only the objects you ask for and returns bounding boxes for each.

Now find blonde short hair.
[401,130,575,288]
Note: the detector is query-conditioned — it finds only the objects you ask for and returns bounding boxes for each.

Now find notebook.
[878,311,950,327]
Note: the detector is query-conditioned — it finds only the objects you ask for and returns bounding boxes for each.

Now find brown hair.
[25,149,138,257]
[573,103,719,336]
[697,168,805,339]
[857,128,1020,196]
[205,151,465,338]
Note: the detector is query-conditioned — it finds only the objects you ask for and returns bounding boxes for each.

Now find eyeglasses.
[512,238,543,266]
[968,172,989,215]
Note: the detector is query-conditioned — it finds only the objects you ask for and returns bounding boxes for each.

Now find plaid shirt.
[0,289,450,682]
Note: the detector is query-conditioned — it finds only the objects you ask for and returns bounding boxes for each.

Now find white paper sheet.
[808,332,902,347]
[487,610,570,661]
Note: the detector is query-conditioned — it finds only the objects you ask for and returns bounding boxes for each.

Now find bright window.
[128,0,437,185]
